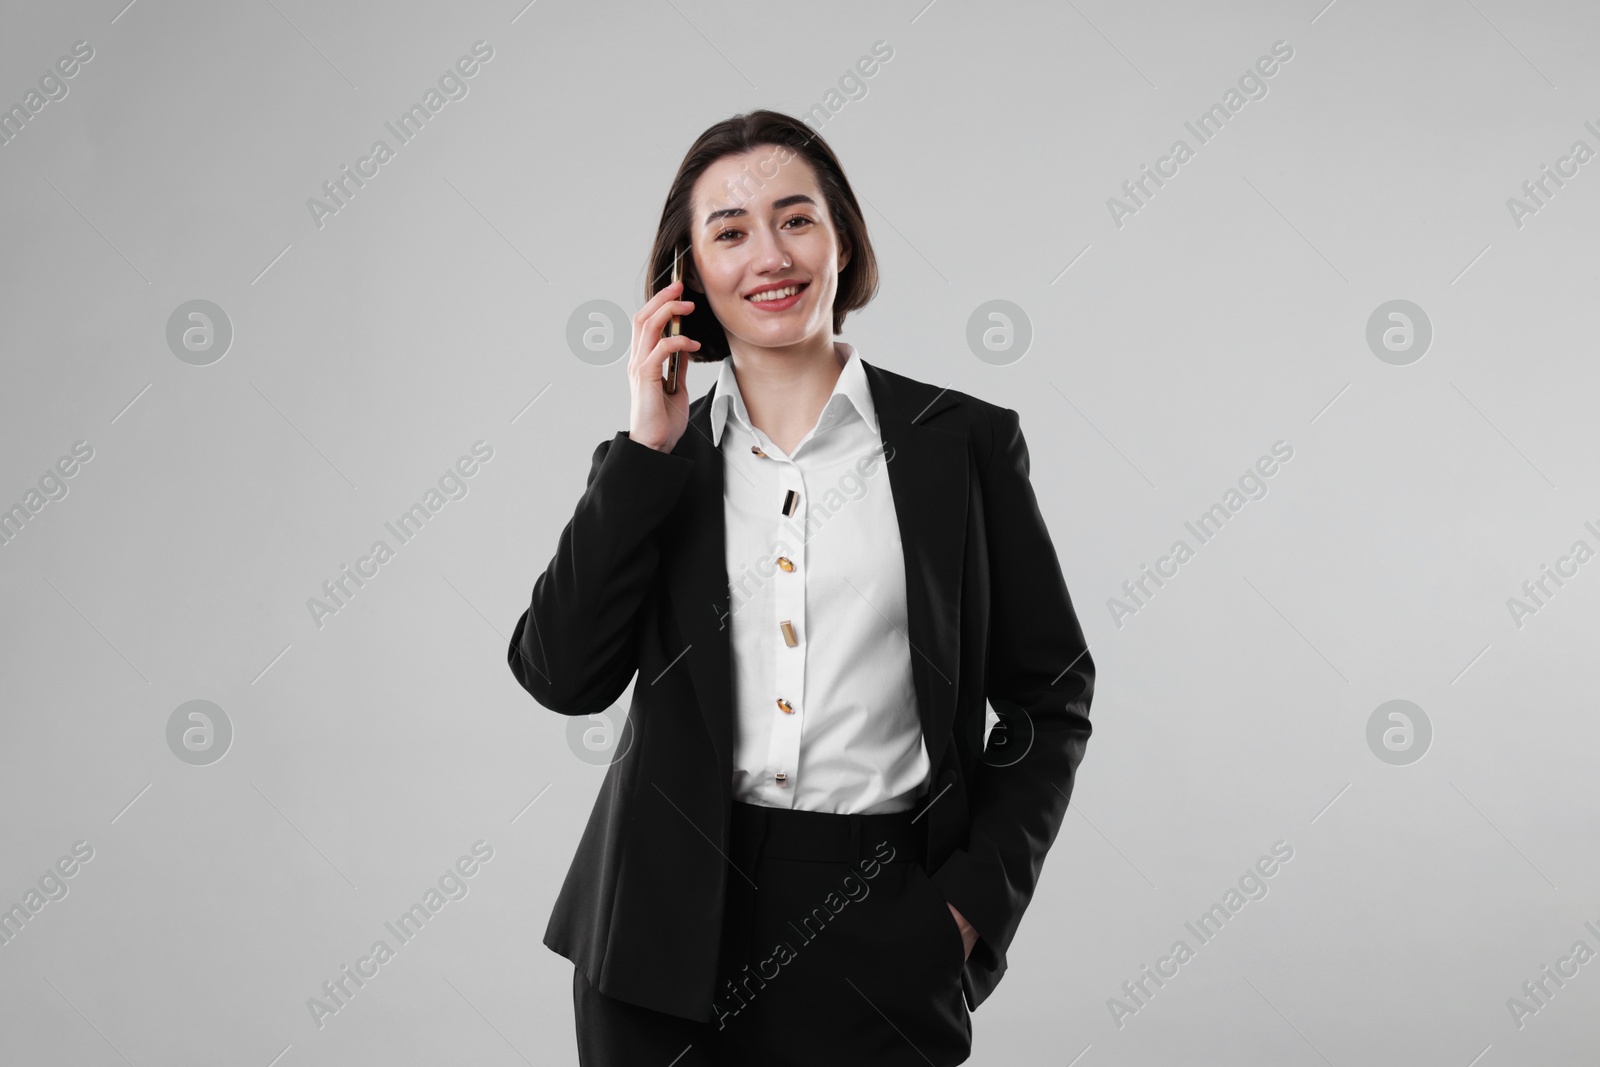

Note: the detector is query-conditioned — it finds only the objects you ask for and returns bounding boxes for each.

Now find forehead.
[693,149,823,216]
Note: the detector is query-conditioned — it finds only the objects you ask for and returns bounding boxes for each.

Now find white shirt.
[710,342,931,815]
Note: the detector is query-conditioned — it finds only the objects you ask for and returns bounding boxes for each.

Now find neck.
[727,333,846,453]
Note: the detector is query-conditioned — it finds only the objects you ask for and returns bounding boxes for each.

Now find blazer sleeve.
[507,430,694,715]
[930,404,1096,968]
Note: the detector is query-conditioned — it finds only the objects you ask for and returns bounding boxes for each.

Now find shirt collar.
[709,341,877,448]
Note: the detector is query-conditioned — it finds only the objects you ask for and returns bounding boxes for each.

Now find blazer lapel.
[665,357,970,794]
[664,397,735,784]
[864,359,969,775]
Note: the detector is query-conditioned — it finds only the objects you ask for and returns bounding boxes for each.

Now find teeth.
[749,284,802,303]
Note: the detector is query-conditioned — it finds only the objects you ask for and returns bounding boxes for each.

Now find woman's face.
[686,148,851,356]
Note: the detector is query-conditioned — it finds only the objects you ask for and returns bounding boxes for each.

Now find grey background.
[2,0,1596,1063]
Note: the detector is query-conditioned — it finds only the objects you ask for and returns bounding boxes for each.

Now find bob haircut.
[644,109,879,362]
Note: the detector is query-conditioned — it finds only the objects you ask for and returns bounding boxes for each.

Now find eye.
[713,216,813,242]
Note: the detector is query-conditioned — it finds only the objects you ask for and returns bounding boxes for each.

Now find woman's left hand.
[946,903,979,962]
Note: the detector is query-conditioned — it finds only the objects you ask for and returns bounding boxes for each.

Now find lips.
[745,281,810,301]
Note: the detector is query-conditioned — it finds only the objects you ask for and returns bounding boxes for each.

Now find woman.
[508,110,1095,1066]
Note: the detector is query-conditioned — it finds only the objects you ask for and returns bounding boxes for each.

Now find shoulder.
[863,359,1015,466]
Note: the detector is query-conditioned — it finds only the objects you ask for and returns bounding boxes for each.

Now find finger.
[647,333,701,369]
[630,332,697,384]
[634,279,684,328]
[641,297,695,342]
[629,300,696,369]
[637,334,701,383]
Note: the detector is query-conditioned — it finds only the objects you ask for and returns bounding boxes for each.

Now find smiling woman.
[508,108,1096,1067]
[644,119,878,367]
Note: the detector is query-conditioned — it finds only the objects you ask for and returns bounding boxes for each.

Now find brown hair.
[644,109,879,362]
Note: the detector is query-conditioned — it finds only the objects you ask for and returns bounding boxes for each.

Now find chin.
[751,315,824,338]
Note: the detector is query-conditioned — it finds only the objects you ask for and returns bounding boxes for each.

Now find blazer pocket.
[909,862,967,973]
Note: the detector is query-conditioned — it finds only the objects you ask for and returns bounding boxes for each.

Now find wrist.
[625,431,671,453]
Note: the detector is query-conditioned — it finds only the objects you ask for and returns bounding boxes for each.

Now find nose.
[749,226,789,273]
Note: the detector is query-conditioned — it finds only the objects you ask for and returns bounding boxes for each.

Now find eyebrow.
[703,193,818,227]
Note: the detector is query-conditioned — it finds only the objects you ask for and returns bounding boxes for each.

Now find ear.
[836,234,852,275]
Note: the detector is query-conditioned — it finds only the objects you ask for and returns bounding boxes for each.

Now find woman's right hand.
[627,280,701,453]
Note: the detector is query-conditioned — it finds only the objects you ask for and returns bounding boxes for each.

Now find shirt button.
[774,772,788,782]
[776,557,795,572]
[751,444,766,457]
[779,620,798,647]
[776,698,793,714]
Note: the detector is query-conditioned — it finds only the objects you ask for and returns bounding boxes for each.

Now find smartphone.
[663,246,684,395]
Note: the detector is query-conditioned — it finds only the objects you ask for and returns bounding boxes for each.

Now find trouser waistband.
[729,799,927,865]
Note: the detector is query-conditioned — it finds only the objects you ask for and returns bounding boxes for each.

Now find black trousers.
[573,799,973,1066]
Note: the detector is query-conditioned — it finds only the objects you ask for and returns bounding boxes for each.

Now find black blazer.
[508,357,1095,1022]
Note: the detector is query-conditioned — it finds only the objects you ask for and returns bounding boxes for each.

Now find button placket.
[766,450,805,801]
